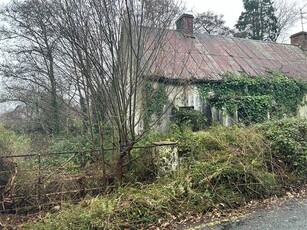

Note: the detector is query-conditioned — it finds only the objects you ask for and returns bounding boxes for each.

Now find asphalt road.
[194,198,307,230]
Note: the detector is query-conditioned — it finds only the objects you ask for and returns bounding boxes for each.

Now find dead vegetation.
[0,118,305,229]
[16,118,306,229]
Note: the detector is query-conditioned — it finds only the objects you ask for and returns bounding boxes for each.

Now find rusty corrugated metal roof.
[149,30,307,81]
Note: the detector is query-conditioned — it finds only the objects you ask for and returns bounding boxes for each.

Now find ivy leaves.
[211,96,271,124]
[197,74,307,124]
[264,118,307,176]
[143,82,168,129]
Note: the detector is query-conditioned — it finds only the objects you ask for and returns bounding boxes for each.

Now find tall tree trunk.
[48,51,60,134]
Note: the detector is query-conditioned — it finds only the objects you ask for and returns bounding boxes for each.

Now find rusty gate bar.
[0,143,176,213]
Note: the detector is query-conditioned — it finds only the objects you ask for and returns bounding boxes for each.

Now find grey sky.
[186,0,244,27]
[185,0,307,43]
[0,0,306,40]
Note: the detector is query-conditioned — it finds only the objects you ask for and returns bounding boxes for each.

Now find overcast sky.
[185,0,307,43]
[0,0,306,41]
[186,0,244,27]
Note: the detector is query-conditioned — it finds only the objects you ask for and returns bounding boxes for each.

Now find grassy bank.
[23,118,307,229]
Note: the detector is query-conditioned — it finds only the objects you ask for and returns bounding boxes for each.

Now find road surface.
[189,198,307,230]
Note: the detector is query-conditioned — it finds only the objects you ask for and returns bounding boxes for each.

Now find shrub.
[21,119,307,229]
[0,124,31,199]
[183,126,276,205]
[262,118,307,178]
[42,135,98,167]
[172,107,207,131]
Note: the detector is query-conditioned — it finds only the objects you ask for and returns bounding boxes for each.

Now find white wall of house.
[169,85,235,126]
[140,83,306,134]
[298,95,307,119]
[171,86,307,125]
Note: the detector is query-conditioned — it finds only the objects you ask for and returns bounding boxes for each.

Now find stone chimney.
[176,14,194,37]
[290,31,307,49]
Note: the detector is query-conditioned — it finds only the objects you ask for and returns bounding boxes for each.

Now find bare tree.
[0,0,184,181]
[274,0,300,42]
[0,0,64,133]
[50,0,183,181]
[194,10,235,36]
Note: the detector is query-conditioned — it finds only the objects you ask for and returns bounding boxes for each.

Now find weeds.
[262,118,307,178]
[0,124,31,197]
[6,118,307,229]
[0,123,31,155]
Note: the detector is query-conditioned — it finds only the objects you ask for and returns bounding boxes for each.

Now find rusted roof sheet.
[148,30,307,81]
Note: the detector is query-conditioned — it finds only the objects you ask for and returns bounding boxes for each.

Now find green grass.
[0,123,31,155]
[20,118,307,229]
[26,121,301,229]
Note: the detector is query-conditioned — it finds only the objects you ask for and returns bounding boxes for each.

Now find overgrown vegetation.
[0,124,31,197]
[143,81,169,129]
[262,118,307,177]
[0,123,31,155]
[25,118,306,229]
[172,107,207,131]
[197,74,307,124]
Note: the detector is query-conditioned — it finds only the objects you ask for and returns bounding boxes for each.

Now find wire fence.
[0,144,168,214]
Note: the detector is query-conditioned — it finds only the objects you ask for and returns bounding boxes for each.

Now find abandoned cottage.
[139,13,307,131]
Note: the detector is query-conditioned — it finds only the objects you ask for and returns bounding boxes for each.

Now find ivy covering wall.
[143,81,168,129]
[197,74,307,124]
[142,74,307,129]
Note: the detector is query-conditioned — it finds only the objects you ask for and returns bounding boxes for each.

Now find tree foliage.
[235,0,278,41]
[194,10,234,36]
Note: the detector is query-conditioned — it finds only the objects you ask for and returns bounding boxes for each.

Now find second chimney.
[290,31,307,49]
[176,14,194,38]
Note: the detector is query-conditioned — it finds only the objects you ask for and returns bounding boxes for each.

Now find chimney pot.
[176,14,194,38]
[290,31,307,49]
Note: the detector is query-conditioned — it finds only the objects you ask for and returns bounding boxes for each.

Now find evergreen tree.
[235,0,278,41]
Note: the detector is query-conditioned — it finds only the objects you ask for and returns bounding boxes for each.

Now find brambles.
[2,118,305,229]
[263,118,307,178]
